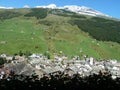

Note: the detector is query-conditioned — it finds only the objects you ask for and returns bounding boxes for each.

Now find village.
[0,53,120,80]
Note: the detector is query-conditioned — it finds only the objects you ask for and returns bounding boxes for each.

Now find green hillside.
[0,8,120,60]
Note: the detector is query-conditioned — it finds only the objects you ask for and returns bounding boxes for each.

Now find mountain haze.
[0,7,120,60]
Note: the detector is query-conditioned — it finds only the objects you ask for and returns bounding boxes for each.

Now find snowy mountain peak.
[62,5,109,17]
[35,4,109,17]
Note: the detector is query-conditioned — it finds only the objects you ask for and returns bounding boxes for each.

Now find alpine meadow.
[0,8,120,60]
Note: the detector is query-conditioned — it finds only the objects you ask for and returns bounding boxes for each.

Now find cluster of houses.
[0,53,120,79]
[28,54,120,79]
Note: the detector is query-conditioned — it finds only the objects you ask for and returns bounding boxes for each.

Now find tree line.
[0,11,21,21]
[24,8,48,19]
[69,17,120,43]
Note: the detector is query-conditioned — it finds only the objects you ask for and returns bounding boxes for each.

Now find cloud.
[0,6,6,9]
[7,7,14,9]
[23,5,30,8]
[35,4,57,9]
[0,6,14,9]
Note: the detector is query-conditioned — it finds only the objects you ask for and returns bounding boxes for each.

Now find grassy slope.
[0,9,120,60]
[0,17,48,54]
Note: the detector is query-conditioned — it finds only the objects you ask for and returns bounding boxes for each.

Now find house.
[0,54,7,59]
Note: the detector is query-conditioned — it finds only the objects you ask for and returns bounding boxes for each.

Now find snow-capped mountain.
[35,4,109,17]
[62,5,109,17]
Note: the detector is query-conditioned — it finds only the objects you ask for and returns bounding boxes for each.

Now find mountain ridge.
[0,4,110,17]
[35,4,110,17]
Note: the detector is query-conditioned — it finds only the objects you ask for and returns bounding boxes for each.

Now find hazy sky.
[0,0,120,19]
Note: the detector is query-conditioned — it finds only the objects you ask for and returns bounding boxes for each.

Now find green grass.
[0,9,120,60]
[0,17,48,54]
